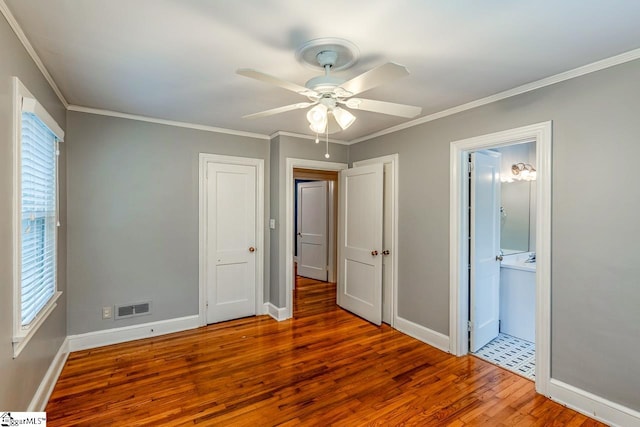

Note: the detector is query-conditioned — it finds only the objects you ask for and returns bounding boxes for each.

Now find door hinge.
[467,321,472,332]
[468,160,473,173]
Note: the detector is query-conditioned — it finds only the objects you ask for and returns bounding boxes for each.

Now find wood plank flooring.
[46,276,605,426]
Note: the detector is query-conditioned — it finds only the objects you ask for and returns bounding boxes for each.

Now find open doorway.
[294,168,338,282]
[449,121,552,395]
[468,143,537,381]
[285,156,398,327]
[293,168,338,318]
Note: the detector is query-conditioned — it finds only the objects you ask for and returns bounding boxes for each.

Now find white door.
[338,164,383,325]
[470,151,502,352]
[206,162,257,323]
[297,181,328,281]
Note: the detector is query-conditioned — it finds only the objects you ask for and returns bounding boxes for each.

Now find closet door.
[337,164,383,325]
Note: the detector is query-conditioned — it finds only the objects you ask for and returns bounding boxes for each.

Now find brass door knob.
[382,250,390,255]
[371,250,379,256]
[249,247,256,253]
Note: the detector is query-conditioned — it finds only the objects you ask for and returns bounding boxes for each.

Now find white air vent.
[115,301,151,319]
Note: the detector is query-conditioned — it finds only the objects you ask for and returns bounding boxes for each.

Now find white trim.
[198,153,266,326]
[0,1,69,108]
[285,158,348,318]
[549,379,640,427]
[68,105,270,140]
[28,338,69,411]
[394,316,450,353]
[13,293,61,358]
[351,47,640,144]
[12,76,65,358]
[264,303,288,321]
[270,130,349,145]
[449,121,552,396]
[67,315,200,352]
[353,154,399,328]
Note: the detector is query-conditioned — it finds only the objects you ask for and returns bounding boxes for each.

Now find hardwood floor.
[46,277,604,426]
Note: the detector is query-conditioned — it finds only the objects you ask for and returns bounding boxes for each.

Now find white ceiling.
[5,0,640,141]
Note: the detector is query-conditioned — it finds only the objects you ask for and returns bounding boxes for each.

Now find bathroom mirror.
[500,180,533,253]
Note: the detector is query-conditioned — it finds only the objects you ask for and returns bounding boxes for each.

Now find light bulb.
[315,135,319,144]
[324,153,330,159]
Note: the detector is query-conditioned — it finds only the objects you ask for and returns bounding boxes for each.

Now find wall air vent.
[115,301,151,319]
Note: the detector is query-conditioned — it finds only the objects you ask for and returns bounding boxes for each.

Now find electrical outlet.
[102,306,112,319]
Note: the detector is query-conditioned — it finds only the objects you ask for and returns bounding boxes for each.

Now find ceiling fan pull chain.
[325,124,330,158]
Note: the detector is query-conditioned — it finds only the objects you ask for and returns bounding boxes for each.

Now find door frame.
[199,153,265,326]
[449,122,552,396]
[353,154,398,327]
[285,158,348,318]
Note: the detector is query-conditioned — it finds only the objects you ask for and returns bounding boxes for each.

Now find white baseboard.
[549,379,640,427]
[28,337,69,411]
[67,315,200,352]
[265,303,288,321]
[394,316,450,353]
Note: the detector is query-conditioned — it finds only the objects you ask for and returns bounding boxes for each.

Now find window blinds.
[20,112,57,326]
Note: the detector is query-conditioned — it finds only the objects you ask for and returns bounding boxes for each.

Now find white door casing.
[199,154,264,326]
[338,163,384,325]
[449,121,551,396]
[470,151,502,352]
[297,181,328,281]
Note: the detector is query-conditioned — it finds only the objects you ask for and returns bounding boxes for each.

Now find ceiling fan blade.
[338,62,410,96]
[242,102,316,119]
[237,68,318,97]
[343,98,422,118]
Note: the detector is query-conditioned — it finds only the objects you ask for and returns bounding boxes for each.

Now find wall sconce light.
[510,162,537,181]
[501,162,537,182]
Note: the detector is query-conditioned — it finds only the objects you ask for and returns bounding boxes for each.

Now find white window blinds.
[20,111,58,326]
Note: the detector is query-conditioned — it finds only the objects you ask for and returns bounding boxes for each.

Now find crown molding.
[67,105,271,140]
[350,47,640,144]
[270,130,349,145]
[0,0,68,108]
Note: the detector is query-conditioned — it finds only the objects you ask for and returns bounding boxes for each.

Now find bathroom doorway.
[470,143,537,380]
[449,122,552,395]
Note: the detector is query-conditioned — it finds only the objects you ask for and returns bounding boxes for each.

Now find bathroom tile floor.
[473,333,535,380]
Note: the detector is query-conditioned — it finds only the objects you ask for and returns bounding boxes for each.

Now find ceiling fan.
[237,39,422,135]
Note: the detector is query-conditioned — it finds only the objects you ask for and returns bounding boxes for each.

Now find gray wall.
[66,111,269,334]
[270,134,348,307]
[0,15,67,409]
[350,59,640,410]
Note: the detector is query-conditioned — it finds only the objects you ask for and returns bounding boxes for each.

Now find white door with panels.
[338,164,384,325]
[470,151,502,352]
[297,181,328,281]
[206,162,257,323]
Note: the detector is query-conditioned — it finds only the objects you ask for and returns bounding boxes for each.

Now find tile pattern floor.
[473,333,535,380]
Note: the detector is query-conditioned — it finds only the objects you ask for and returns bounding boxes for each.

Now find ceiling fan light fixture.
[307,104,328,133]
[332,106,356,130]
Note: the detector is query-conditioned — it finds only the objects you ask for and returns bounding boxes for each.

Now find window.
[12,77,64,358]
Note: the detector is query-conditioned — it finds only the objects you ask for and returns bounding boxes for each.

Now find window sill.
[13,291,62,358]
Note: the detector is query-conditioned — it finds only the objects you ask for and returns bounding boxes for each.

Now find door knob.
[249,247,256,253]
[382,250,390,255]
[496,254,503,261]
[297,232,302,237]
[371,250,379,256]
